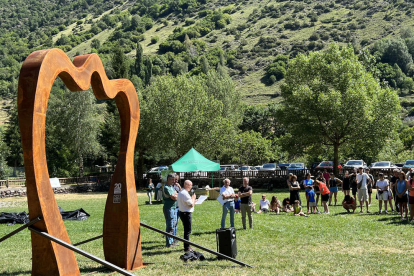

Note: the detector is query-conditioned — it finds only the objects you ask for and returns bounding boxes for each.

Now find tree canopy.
[277,44,401,173]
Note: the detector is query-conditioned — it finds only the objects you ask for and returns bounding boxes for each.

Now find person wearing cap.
[220,178,237,229]
[356,167,371,213]
[376,173,389,214]
[162,173,178,247]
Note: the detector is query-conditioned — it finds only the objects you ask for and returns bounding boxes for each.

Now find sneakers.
[385,210,388,214]
[379,210,382,214]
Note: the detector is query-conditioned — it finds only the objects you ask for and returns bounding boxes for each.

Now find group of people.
[147,168,414,253]
[286,167,414,220]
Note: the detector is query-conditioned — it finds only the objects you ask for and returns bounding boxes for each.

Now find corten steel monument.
[18,49,143,275]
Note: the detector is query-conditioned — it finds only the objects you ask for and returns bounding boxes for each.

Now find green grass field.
[1,189,414,275]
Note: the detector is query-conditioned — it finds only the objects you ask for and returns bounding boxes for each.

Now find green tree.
[228,130,275,165]
[143,57,152,85]
[277,44,401,174]
[0,128,9,179]
[135,42,144,78]
[3,100,23,177]
[91,38,101,49]
[111,46,129,79]
[200,55,210,74]
[136,73,239,165]
[47,85,102,177]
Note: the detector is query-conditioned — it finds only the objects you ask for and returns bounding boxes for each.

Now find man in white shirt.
[258,194,270,213]
[177,180,197,252]
[220,178,236,229]
[356,167,371,213]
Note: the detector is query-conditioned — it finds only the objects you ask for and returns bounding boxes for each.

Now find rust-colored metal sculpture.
[18,49,143,275]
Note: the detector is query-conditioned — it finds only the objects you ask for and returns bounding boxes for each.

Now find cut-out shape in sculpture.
[18,48,142,275]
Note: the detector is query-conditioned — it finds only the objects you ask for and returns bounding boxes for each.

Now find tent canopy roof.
[171,148,220,172]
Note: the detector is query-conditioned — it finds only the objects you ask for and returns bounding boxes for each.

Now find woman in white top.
[257,194,270,213]
[376,173,389,214]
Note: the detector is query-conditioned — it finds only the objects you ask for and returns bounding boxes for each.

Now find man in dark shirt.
[390,169,399,212]
[238,177,253,230]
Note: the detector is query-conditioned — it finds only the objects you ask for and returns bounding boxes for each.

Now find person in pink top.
[408,171,414,222]
[323,169,330,184]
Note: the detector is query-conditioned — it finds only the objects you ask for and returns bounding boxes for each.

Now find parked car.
[220,164,239,171]
[315,161,334,171]
[370,161,397,171]
[146,165,169,179]
[343,160,367,171]
[395,163,404,168]
[255,165,263,171]
[310,162,321,171]
[278,163,290,170]
[260,163,281,171]
[403,160,414,170]
[287,163,307,171]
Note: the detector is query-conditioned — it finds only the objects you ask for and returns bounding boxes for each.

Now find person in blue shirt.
[308,185,321,214]
[303,172,313,214]
[234,198,241,213]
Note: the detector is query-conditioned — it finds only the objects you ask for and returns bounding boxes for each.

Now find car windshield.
[220,167,227,171]
[263,163,276,169]
[319,162,333,167]
[241,166,249,170]
[289,163,303,168]
[405,160,414,165]
[346,161,362,165]
[374,162,390,167]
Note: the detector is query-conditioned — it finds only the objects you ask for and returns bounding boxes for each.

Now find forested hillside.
[2,0,414,103]
[1,0,414,178]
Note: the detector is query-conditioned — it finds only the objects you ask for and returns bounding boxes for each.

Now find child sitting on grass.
[308,186,321,214]
[293,200,308,217]
[282,198,293,212]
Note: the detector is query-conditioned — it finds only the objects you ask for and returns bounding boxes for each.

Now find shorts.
[352,186,357,195]
[368,188,372,194]
[377,191,388,201]
[329,187,338,193]
[358,189,368,202]
[396,195,408,203]
[321,194,330,202]
[342,184,350,190]
[309,201,316,207]
[409,196,414,205]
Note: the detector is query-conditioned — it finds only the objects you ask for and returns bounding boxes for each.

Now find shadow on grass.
[142,244,166,251]
[192,230,217,236]
[377,216,412,225]
[142,247,183,256]
[0,271,32,276]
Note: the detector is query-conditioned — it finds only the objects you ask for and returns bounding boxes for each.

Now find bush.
[309,33,319,41]
[185,18,196,26]
[151,36,159,44]
[269,75,277,84]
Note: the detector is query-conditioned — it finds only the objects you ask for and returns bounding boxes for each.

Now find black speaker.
[216,227,237,259]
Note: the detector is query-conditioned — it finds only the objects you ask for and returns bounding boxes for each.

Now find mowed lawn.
[1,188,414,275]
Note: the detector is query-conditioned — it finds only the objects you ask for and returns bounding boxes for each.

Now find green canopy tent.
[171,148,220,187]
